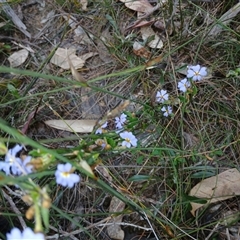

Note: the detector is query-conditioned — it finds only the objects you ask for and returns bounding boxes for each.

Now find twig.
[98,222,152,231]
[205,222,220,240]
[152,205,197,240]
[0,0,31,38]
[47,225,78,240]
[46,217,112,239]
[142,211,160,240]
[2,189,27,229]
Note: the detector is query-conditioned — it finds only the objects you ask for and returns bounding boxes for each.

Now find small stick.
[2,189,27,229]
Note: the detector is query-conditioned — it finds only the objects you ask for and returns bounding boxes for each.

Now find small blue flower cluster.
[156,64,207,117]
[178,64,207,92]
[0,145,33,176]
[95,113,137,148]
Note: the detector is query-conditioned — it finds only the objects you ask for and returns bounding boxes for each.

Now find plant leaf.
[128,175,151,182]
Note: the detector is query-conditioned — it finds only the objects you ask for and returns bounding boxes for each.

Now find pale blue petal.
[64,163,72,172]
[71,174,80,184]
[95,128,102,134]
[22,227,44,240]
[6,228,22,240]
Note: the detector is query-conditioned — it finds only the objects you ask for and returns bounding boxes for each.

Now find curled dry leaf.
[126,19,155,31]
[8,49,29,67]
[189,168,240,216]
[133,41,151,59]
[44,119,97,133]
[50,47,97,70]
[106,100,130,118]
[141,26,163,49]
[107,196,125,240]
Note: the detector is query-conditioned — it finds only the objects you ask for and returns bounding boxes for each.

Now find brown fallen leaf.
[68,55,87,83]
[120,0,153,12]
[141,26,163,49]
[50,47,97,70]
[44,119,97,133]
[120,0,161,19]
[189,168,240,216]
[80,0,88,10]
[133,41,151,59]
[8,49,29,67]
[145,54,164,68]
[107,196,125,240]
[125,19,155,31]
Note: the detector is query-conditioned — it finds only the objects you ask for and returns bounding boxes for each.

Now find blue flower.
[156,90,169,103]
[187,65,207,81]
[120,131,137,148]
[115,113,127,129]
[95,121,108,134]
[0,145,33,176]
[178,78,191,92]
[55,163,80,188]
[7,227,45,240]
[161,106,172,117]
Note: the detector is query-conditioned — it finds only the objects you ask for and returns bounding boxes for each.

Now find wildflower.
[7,227,45,240]
[115,113,127,129]
[95,121,108,134]
[120,131,137,148]
[161,106,172,117]
[178,78,191,92]
[187,64,207,81]
[156,89,169,103]
[55,163,80,188]
[0,144,33,175]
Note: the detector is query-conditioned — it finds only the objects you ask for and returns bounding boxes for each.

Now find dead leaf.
[68,56,87,83]
[95,165,112,182]
[141,26,163,49]
[106,100,130,119]
[209,2,240,36]
[107,196,125,240]
[126,19,155,31]
[80,0,88,10]
[44,119,97,133]
[189,168,240,216]
[145,54,163,68]
[120,0,154,13]
[120,0,165,19]
[0,22,7,28]
[133,41,151,59]
[8,49,29,67]
[50,48,97,70]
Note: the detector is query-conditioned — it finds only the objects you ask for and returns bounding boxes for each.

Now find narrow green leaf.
[128,175,150,182]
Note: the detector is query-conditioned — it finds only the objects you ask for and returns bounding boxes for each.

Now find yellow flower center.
[61,172,70,178]
[125,138,131,142]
